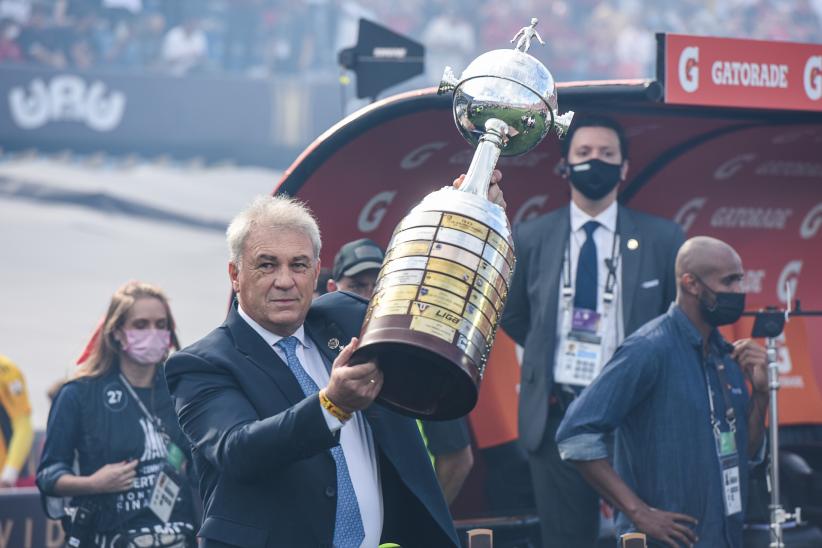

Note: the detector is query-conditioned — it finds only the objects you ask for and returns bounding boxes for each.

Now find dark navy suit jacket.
[165,291,458,547]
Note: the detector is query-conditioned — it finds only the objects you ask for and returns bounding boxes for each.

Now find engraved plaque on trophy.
[352,19,574,419]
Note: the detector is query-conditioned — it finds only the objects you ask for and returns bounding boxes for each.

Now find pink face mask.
[121,329,171,365]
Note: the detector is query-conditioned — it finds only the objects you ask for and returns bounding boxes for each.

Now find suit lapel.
[618,205,642,328]
[304,314,346,373]
[541,207,570,332]
[225,303,305,405]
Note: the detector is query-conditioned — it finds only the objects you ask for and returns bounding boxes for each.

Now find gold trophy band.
[363,211,513,373]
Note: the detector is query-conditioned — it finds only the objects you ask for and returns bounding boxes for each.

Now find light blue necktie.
[276,336,365,548]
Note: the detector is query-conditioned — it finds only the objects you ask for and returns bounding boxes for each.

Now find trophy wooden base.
[353,317,480,420]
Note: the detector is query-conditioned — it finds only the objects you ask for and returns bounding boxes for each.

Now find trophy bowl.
[442,48,560,156]
[352,20,572,420]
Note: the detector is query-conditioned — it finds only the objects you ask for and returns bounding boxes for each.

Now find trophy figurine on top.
[351,19,574,420]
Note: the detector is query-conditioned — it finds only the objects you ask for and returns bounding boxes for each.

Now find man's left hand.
[453,169,506,209]
[732,338,768,396]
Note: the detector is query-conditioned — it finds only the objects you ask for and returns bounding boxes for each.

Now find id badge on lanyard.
[718,436,742,516]
[119,373,185,521]
[554,234,618,387]
[705,364,742,516]
[148,439,185,522]
[555,308,605,386]
[149,470,181,522]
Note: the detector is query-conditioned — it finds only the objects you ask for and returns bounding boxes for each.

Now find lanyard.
[703,354,737,439]
[118,373,165,434]
[118,373,186,475]
[562,224,619,305]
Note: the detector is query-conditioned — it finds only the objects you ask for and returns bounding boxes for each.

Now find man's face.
[681,244,745,310]
[567,126,625,167]
[565,126,629,205]
[332,270,379,299]
[696,249,745,300]
[229,226,319,336]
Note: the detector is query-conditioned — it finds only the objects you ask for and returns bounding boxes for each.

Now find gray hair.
[226,194,322,264]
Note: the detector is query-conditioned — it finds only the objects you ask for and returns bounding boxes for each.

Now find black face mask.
[568,159,622,200]
[695,277,746,326]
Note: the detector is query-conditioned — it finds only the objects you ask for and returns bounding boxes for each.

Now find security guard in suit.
[501,115,685,547]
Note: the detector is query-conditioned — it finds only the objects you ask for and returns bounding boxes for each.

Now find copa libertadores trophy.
[352,18,574,419]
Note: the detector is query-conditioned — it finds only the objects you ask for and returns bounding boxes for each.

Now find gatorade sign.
[661,33,822,111]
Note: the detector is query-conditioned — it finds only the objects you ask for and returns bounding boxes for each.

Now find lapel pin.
[627,238,639,250]
[327,338,340,350]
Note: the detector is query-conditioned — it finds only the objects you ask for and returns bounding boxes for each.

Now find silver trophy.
[352,19,573,420]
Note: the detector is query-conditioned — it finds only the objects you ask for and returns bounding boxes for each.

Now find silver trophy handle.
[459,118,509,199]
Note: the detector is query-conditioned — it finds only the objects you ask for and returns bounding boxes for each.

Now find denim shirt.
[556,303,760,548]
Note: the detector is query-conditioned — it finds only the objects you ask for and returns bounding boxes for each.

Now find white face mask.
[121,329,171,365]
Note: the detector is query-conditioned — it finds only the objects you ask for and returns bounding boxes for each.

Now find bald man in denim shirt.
[557,237,769,548]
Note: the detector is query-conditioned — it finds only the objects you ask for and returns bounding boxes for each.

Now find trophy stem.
[459,118,509,198]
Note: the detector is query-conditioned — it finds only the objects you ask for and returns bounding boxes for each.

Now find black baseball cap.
[332,239,385,280]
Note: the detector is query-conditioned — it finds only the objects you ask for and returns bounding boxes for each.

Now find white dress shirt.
[553,200,625,382]
[238,306,383,548]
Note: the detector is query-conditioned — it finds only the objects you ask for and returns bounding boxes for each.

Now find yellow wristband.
[319,389,352,422]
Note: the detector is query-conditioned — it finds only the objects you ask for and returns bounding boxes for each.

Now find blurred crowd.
[1,0,821,81]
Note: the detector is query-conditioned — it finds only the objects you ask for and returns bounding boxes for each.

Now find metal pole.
[744,301,818,545]
[767,336,784,548]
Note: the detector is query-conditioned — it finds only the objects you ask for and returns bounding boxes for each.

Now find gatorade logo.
[714,153,756,180]
[400,141,448,170]
[777,260,802,305]
[804,55,822,101]
[673,197,706,232]
[513,194,548,225]
[799,202,822,239]
[357,190,397,233]
[678,46,699,93]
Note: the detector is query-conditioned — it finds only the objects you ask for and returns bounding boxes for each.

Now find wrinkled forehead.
[245,225,316,259]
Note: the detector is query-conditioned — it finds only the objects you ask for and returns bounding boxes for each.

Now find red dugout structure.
[276,33,822,522]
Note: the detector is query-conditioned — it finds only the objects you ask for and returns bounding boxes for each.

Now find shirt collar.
[668,302,729,354]
[237,304,312,350]
[570,199,618,234]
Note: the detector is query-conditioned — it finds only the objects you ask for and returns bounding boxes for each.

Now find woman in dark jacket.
[37,281,198,548]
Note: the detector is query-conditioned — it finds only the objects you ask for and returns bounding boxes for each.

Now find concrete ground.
[0,156,280,427]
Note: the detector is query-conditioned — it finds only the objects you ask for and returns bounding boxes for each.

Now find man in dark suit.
[165,195,460,548]
[500,115,685,547]
[166,174,503,547]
